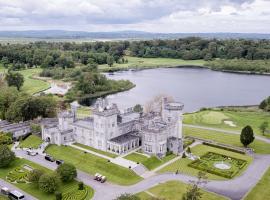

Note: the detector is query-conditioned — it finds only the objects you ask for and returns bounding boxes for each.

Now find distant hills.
[0,30,270,40]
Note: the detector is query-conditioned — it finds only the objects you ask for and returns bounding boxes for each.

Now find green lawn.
[158,144,252,180]
[19,135,43,149]
[244,167,270,200]
[73,143,118,158]
[0,158,94,200]
[0,65,50,94]
[46,145,142,185]
[99,56,205,71]
[183,127,270,154]
[76,106,92,118]
[124,153,177,170]
[184,109,270,138]
[136,181,228,200]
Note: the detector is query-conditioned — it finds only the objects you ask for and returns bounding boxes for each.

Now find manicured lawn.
[158,144,252,180]
[0,158,94,200]
[124,153,177,170]
[0,65,50,94]
[136,181,228,200]
[76,106,92,118]
[99,56,205,71]
[183,127,270,154]
[19,135,43,149]
[244,167,270,200]
[46,145,142,185]
[184,110,270,138]
[74,143,118,158]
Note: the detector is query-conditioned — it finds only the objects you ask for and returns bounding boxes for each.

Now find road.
[14,149,270,200]
[0,178,37,200]
[183,124,270,144]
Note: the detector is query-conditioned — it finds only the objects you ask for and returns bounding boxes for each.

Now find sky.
[0,0,270,33]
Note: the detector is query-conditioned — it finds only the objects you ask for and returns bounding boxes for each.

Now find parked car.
[44,155,55,162]
[8,190,25,200]
[1,187,10,195]
[26,150,38,156]
[94,173,102,181]
[100,176,107,183]
[56,159,64,165]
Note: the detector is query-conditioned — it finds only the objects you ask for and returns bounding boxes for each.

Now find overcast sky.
[0,0,270,33]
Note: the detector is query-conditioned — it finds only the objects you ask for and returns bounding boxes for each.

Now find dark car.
[56,159,64,165]
[44,155,55,162]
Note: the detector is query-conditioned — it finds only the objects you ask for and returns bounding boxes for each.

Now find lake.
[105,68,270,113]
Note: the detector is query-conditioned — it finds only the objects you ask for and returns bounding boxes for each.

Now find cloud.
[0,0,269,33]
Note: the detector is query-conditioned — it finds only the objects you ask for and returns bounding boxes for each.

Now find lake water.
[105,68,270,113]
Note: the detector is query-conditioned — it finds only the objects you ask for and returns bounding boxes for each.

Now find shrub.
[240,126,255,147]
[39,173,59,193]
[28,169,45,183]
[55,191,62,200]
[202,142,245,154]
[78,182,84,190]
[56,163,77,182]
[0,144,15,167]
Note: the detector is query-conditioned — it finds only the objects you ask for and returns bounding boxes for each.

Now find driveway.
[14,149,270,200]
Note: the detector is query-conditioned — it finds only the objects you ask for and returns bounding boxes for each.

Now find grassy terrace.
[73,143,117,158]
[0,65,50,94]
[184,109,270,138]
[46,145,142,185]
[99,56,205,71]
[124,152,176,170]
[158,144,252,180]
[244,167,270,200]
[184,127,270,154]
[136,181,228,200]
[0,158,94,200]
[19,135,43,149]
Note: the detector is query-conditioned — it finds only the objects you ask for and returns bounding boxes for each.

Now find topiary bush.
[39,173,59,193]
[56,163,77,182]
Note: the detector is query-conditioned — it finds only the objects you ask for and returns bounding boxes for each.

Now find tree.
[182,171,207,200]
[28,169,45,183]
[106,56,114,67]
[240,125,255,147]
[5,72,24,90]
[0,86,19,119]
[259,122,269,135]
[1,57,9,68]
[114,193,140,200]
[55,191,62,200]
[0,133,12,145]
[78,182,84,190]
[39,173,59,193]
[0,144,15,167]
[133,104,143,113]
[56,163,77,182]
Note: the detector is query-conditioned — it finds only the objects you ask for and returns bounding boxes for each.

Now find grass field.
[19,135,43,149]
[184,110,270,138]
[0,65,50,94]
[74,143,117,158]
[183,127,270,154]
[158,144,252,180]
[46,145,142,185]
[136,180,228,200]
[0,158,94,200]
[244,167,270,200]
[99,56,205,71]
[124,152,176,170]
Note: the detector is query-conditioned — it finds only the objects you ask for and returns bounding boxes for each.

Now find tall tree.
[240,125,255,147]
[106,56,114,67]
[259,122,269,136]
[5,72,24,90]
[0,144,15,167]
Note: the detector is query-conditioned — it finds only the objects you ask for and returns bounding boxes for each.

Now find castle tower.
[162,98,184,138]
[70,101,80,120]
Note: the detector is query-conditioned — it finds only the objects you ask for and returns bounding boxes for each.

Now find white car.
[26,150,38,156]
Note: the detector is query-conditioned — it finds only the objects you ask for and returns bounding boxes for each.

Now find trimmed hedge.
[202,142,246,154]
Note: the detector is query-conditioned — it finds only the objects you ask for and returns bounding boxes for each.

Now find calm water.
[105,68,270,112]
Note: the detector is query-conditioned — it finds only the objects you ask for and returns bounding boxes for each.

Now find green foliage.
[182,183,202,200]
[133,104,143,113]
[240,126,255,147]
[6,166,30,183]
[62,188,88,200]
[56,163,77,182]
[107,55,114,67]
[5,72,24,90]
[259,121,269,135]
[0,144,15,167]
[28,169,45,183]
[0,133,12,145]
[55,191,62,200]
[259,96,270,111]
[38,173,59,193]
[78,182,84,190]
[114,193,140,200]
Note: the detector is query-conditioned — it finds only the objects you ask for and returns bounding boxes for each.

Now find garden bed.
[188,152,247,178]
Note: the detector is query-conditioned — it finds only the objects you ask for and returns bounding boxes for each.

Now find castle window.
[112,123,115,127]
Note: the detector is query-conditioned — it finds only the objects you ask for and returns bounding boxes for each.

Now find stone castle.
[41,98,184,157]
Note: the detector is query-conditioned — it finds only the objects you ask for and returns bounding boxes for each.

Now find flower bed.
[188,152,247,179]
